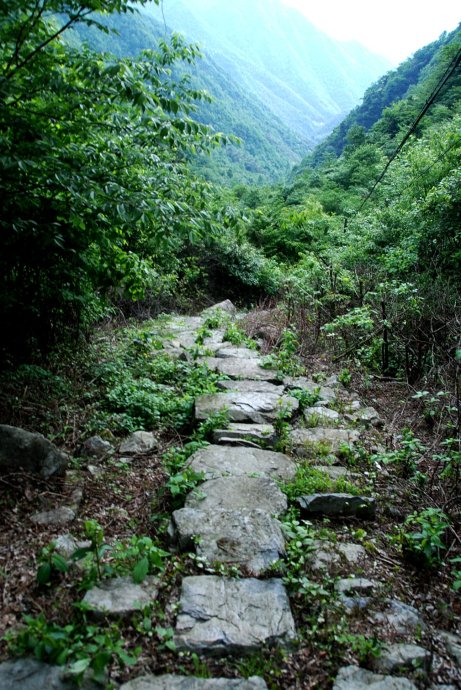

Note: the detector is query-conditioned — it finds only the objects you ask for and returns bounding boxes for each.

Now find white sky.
[281,0,460,64]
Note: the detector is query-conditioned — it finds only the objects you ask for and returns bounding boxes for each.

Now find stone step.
[213,422,277,447]
[200,358,278,381]
[174,576,296,655]
[184,476,287,515]
[297,493,376,520]
[289,427,360,458]
[120,676,268,689]
[170,507,284,574]
[217,380,284,394]
[214,347,260,359]
[333,666,418,690]
[195,391,298,424]
[187,445,296,481]
[0,659,101,690]
[82,576,159,617]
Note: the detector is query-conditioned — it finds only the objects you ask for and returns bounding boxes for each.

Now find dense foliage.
[0,0,227,358]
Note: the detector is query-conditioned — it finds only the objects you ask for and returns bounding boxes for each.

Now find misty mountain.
[71,0,391,184]
[145,0,390,141]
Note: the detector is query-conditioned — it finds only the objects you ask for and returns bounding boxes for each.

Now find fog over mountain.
[145,0,391,141]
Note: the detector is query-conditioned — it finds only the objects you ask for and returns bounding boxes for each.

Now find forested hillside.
[71,0,390,185]
[1,2,461,689]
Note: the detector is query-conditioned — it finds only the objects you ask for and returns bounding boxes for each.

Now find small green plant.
[290,386,320,411]
[336,632,382,665]
[395,507,449,569]
[36,543,69,586]
[281,465,362,502]
[223,321,256,348]
[112,536,169,583]
[338,368,352,387]
[273,402,292,452]
[375,429,425,478]
[4,613,138,685]
[165,467,206,505]
[262,327,303,376]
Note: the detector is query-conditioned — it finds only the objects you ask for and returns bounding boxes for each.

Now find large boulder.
[0,424,68,478]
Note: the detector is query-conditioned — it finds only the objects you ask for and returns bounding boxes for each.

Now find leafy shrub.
[396,507,450,569]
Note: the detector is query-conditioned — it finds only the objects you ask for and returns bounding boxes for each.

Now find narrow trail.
[0,301,460,690]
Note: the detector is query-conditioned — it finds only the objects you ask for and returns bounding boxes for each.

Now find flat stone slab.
[120,676,268,690]
[30,506,76,526]
[335,578,379,596]
[370,599,424,634]
[187,445,296,481]
[174,576,296,654]
[170,508,285,574]
[373,643,431,674]
[82,576,158,616]
[217,380,284,393]
[310,541,366,572]
[333,665,418,690]
[438,631,461,666]
[304,407,341,424]
[195,391,298,424]
[202,358,278,381]
[311,465,358,480]
[289,428,360,457]
[215,347,260,359]
[297,493,376,520]
[213,423,277,447]
[0,659,100,690]
[185,477,287,515]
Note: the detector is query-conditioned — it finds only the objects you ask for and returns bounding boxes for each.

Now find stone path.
[2,300,460,690]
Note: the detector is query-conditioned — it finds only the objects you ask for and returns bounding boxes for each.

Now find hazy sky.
[281,0,460,64]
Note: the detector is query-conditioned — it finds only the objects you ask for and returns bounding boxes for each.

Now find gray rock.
[289,428,360,457]
[213,423,277,447]
[373,643,431,674]
[304,407,340,423]
[0,658,100,690]
[215,347,260,359]
[174,576,296,654]
[195,391,298,424]
[184,476,287,515]
[201,358,278,381]
[340,596,372,611]
[335,578,379,596]
[120,675,268,689]
[217,380,284,394]
[54,533,91,559]
[166,316,204,332]
[0,424,68,478]
[370,599,424,634]
[297,493,376,519]
[309,541,366,571]
[187,445,296,481]
[30,506,76,526]
[333,665,418,690]
[353,406,382,426]
[311,465,358,481]
[438,631,461,666]
[119,431,158,454]
[82,576,158,616]
[170,508,285,574]
[80,435,113,461]
[203,299,237,315]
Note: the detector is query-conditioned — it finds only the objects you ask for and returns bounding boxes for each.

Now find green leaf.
[37,563,51,585]
[132,557,149,583]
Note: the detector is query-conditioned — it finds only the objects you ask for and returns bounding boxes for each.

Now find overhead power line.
[358,46,461,212]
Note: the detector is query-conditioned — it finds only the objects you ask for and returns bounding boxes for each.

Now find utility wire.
[358,46,461,212]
